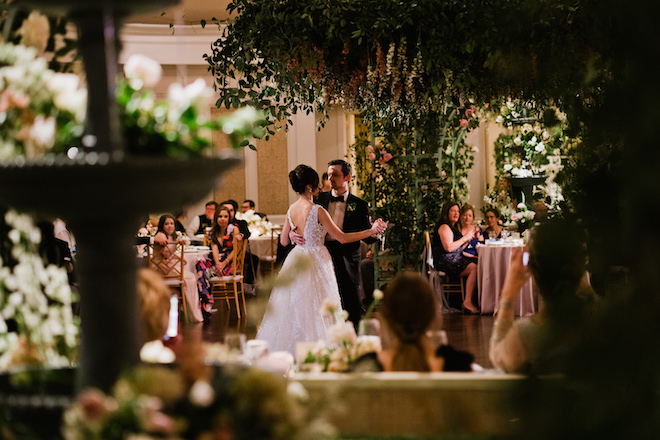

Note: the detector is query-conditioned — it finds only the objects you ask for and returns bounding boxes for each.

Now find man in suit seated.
[241,199,268,220]
[187,201,218,236]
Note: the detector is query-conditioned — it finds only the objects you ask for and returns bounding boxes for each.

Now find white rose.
[124,54,162,89]
[513,137,522,146]
[535,142,545,152]
[26,115,56,157]
[530,136,537,145]
[189,380,215,407]
[373,289,384,301]
[503,163,513,171]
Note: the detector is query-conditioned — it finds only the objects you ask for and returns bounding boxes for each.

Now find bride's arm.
[318,208,384,243]
[280,214,292,247]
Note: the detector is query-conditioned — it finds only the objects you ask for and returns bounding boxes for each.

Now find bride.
[256,164,386,355]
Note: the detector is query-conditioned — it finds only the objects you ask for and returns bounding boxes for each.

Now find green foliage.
[205,0,606,134]
[351,102,478,268]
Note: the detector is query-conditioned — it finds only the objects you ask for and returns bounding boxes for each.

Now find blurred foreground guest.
[136,268,176,363]
[353,272,474,372]
[489,219,599,374]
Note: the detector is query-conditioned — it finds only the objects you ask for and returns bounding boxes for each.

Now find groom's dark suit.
[316,191,375,328]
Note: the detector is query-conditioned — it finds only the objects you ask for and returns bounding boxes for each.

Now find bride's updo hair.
[289,164,320,194]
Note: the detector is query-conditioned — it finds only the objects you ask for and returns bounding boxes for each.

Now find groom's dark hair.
[328,159,351,178]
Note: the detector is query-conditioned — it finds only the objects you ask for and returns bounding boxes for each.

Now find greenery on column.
[350,101,479,268]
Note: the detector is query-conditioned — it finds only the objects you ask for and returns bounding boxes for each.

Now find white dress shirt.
[327,190,348,241]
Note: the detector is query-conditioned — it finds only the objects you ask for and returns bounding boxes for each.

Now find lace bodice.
[288,204,325,248]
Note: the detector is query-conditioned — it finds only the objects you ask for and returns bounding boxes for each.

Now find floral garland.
[490,100,575,211]
[0,210,79,371]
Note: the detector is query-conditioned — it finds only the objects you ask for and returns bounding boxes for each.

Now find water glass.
[246,339,269,364]
[224,332,246,354]
[356,318,382,356]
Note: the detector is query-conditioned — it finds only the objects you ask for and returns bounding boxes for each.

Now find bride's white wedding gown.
[256,204,342,355]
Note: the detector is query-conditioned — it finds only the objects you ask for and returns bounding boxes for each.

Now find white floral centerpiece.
[511,203,537,233]
[301,293,383,372]
[235,209,276,237]
[0,210,79,371]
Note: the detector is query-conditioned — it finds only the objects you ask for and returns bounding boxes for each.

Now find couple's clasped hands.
[371,218,388,237]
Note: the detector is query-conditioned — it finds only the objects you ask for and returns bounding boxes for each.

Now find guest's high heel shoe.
[462,305,479,315]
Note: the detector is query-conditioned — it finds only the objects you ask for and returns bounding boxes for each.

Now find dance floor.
[180,296,495,369]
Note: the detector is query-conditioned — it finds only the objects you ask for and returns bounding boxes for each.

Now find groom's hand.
[289,227,305,245]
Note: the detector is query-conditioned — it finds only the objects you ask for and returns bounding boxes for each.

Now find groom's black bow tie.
[330,195,345,203]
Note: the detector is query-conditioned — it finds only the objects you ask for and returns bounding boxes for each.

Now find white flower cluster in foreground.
[0,210,79,370]
[0,43,86,159]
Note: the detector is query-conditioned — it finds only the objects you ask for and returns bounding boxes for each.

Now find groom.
[316,159,377,329]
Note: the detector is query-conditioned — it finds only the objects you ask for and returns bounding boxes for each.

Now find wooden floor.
[181,295,495,369]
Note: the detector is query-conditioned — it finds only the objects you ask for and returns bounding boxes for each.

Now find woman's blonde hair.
[136,268,172,341]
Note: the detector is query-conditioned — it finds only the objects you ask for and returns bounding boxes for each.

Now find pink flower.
[77,389,115,423]
[465,108,473,117]
[372,171,378,178]
[368,152,376,160]
[383,152,393,162]
[460,119,468,127]
[366,144,374,153]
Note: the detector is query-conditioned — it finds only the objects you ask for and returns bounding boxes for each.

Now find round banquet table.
[248,235,277,260]
[477,243,539,316]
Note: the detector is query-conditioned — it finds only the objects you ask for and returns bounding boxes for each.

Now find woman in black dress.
[432,201,479,313]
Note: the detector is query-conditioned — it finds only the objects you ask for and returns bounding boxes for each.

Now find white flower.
[124,54,162,88]
[517,203,526,210]
[503,163,513,171]
[535,142,545,152]
[26,115,56,156]
[530,135,537,145]
[513,137,522,146]
[542,130,550,139]
[327,321,357,346]
[287,381,309,402]
[495,115,503,124]
[139,340,175,364]
[319,297,340,317]
[189,380,215,407]
[373,289,384,301]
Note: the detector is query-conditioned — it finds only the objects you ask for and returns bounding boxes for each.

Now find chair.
[423,231,464,313]
[209,236,248,319]
[259,226,282,273]
[146,240,187,317]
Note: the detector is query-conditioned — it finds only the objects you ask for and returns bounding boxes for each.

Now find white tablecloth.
[183,249,210,275]
[477,244,538,316]
[248,235,278,260]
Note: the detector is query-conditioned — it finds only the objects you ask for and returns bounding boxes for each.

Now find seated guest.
[483,207,504,239]
[354,271,473,372]
[432,201,479,314]
[37,220,75,284]
[153,214,203,323]
[320,172,332,192]
[196,206,238,318]
[222,199,258,288]
[241,199,268,219]
[457,204,482,261]
[359,244,375,310]
[489,219,599,374]
[188,201,218,236]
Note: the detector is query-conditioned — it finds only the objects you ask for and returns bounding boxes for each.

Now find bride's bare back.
[287,199,315,236]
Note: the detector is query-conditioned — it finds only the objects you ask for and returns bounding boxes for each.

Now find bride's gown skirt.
[256,205,342,355]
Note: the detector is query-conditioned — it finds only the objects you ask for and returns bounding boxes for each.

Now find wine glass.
[356,318,382,356]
